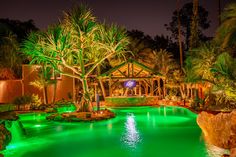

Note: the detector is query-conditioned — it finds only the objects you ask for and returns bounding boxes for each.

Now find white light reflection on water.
[121,113,141,149]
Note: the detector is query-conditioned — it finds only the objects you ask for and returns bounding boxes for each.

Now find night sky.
[0,0,235,37]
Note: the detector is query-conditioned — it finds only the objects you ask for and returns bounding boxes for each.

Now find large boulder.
[197,110,236,156]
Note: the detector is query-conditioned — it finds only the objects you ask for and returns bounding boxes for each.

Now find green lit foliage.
[189,43,218,82]
[184,3,236,110]
[211,52,236,80]
[185,42,236,110]
[96,24,130,68]
[22,26,67,105]
[210,52,236,102]
[22,5,129,111]
[30,66,56,104]
[184,42,219,84]
[12,94,42,110]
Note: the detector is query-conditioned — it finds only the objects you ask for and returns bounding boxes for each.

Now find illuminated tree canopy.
[22,5,129,111]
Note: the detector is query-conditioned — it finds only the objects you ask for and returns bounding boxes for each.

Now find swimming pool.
[2,106,219,157]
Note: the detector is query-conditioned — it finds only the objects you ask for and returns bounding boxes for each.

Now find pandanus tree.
[22,5,129,111]
[22,31,58,104]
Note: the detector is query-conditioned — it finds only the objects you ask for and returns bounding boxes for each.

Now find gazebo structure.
[98,59,165,106]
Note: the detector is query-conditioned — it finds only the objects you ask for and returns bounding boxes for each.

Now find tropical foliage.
[215,3,236,50]
[0,33,22,78]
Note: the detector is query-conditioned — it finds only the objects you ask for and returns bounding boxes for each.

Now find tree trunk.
[218,0,221,25]
[179,84,185,99]
[163,79,166,98]
[189,0,199,50]
[52,74,57,104]
[43,85,48,104]
[81,78,92,112]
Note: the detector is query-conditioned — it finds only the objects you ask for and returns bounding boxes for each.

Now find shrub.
[54,99,76,113]
[13,94,42,110]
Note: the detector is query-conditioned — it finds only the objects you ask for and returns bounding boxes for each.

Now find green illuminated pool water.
[1,106,221,157]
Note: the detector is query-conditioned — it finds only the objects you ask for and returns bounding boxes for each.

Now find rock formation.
[197,110,236,156]
[0,123,12,151]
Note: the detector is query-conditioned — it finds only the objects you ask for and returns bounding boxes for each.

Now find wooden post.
[109,77,112,96]
[190,86,193,98]
[151,78,154,96]
[94,83,97,102]
[124,88,128,96]
[132,63,134,77]
[128,63,130,77]
[158,78,161,96]
[163,79,166,98]
[139,81,142,96]
[145,82,148,95]
[99,78,106,98]
[186,84,189,99]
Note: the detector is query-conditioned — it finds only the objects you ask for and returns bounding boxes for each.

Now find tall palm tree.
[189,0,199,50]
[177,0,183,68]
[215,3,236,50]
[154,49,178,96]
[154,49,177,76]
[218,0,221,25]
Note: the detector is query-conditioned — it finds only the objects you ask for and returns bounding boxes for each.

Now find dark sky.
[0,0,235,37]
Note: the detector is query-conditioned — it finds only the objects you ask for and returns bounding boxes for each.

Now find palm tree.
[154,49,178,96]
[211,52,236,102]
[154,49,177,76]
[215,3,236,50]
[190,43,217,81]
[218,0,221,25]
[183,43,218,101]
[177,0,183,68]
[189,0,199,50]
